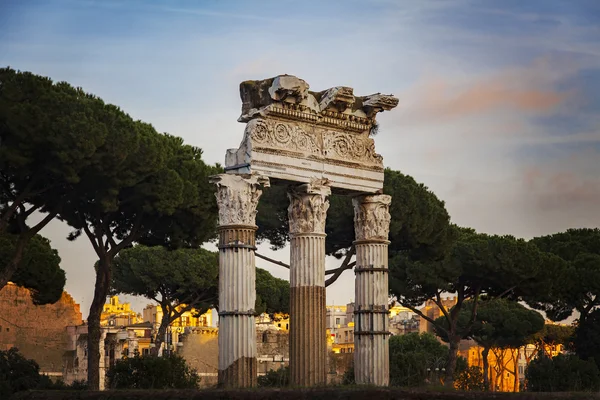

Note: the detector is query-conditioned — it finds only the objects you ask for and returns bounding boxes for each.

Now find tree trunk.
[482,346,490,391]
[0,234,28,290]
[87,256,112,391]
[513,348,520,392]
[152,310,172,357]
[444,336,459,388]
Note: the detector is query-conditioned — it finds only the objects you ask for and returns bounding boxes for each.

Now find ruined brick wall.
[257,328,289,375]
[179,327,290,387]
[0,283,83,374]
[179,327,219,387]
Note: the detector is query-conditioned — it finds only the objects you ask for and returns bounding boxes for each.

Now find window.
[143,348,150,356]
[335,318,340,325]
[286,324,289,330]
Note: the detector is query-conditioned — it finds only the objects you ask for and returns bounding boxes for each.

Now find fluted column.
[353,194,392,386]
[211,173,269,388]
[288,180,331,386]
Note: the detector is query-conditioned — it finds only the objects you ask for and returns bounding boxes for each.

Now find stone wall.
[178,327,220,387]
[0,283,83,375]
[178,326,290,387]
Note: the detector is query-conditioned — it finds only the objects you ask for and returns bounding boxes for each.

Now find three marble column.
[213,174,391,387]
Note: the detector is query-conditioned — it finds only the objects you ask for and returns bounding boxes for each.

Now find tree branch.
[0,176,39,231]
[109,213,144,257]
[82,222,102,257]
[465,287,482,331]
[24,204,40,218]
[434,291,453,325]
[255,252,289,269]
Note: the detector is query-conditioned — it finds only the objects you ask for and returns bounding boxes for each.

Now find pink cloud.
[397,66,571,125]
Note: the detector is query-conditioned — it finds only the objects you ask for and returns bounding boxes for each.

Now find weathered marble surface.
[225,75,398,194]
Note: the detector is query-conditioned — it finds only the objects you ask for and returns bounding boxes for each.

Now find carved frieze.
[245,119,383,167]
[353,194,392,241]
[210,174,270,227]
[248,119,320,156]
[322,131,383,164]
[288,179,331,234]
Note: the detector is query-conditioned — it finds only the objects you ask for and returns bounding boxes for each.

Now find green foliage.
[342,364,355,385]
[454,366,485,391]
[257,168,454,260]
[112,245,218,355]
[112,245,218,314]
[0,347,53,398]
[525,354,600,392]
[0,67,108,291]
[43,72,218,388]
[574,309,600,369]
[106,354,199,389]
[531,323,575,355]
[530,228,600,322]
[257,366,289,387]
[436,298,545,350]
[255,268,290,315]
[389,332,449,387]
[394,230,546,384]
[0,233,65,304]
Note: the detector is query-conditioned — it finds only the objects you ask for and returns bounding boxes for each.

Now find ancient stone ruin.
[211,75,398,387]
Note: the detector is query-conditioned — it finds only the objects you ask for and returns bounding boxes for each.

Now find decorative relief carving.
[288,179,331,234]
[353,195,392,241]
[210,174,270,227]
[322,131,383,164]
[245,119,383,165]
[247,119,320,156]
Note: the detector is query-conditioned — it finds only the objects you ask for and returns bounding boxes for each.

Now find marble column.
[288,180,331,386]
[211,173,269,388]
[352,194,392,386]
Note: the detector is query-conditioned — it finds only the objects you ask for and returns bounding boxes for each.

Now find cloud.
[397,68,570,127]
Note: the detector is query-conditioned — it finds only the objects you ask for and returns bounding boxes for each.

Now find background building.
[0,282,83,379]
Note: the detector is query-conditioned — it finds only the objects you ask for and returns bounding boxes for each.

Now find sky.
[1,0,599,318]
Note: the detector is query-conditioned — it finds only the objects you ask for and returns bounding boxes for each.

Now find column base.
[218,356,257,388]
[290,285,327,387]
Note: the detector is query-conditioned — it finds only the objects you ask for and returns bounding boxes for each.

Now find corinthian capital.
[288,179,331,234]
[353,194,392,241]
[210,174,270,227]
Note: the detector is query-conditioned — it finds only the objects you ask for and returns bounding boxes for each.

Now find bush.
[454,366,484,391]
[342,364,355,385]
[258,366,289,387]
[106,354,199,389]
[0,347,54,398]
[526,354,600,392]
[389,333,448,387]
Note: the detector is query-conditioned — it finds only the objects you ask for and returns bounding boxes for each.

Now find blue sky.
[1,0,599,316]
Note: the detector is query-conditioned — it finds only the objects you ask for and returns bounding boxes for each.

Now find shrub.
[389,333,449,387]
[526,354,600,392]
[454,366,485,391]
[106,354,199,389]
[0,347,53,398]
[258,366,289,387]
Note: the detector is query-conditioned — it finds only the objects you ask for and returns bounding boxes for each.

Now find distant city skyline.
[1,0,599,317]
